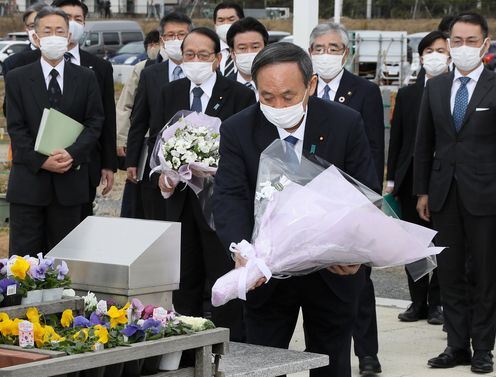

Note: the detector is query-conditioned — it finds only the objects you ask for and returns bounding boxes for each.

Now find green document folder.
[383,193,402,219]
[34,108,84,156]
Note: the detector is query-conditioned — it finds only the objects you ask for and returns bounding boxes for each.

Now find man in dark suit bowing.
[155,27,255,341]
[213,42,379,377]
[387,31,448,325]
[5,6,103,255]
[415,13,496,374]
[126,12,192,221]
[53,0,117,218]
[308,22,384,375]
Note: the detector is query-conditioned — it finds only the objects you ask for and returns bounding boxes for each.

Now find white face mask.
[234,52,257,76]
[147,46,160,60]
[164,39,183,61]
[260,90,308,129]
[422,52,449,77]
[159,46,168,60]
[68,20,84,44]
[28,29,37,46]
[215,23,232,43]
[311,54,344,80]
[39,35,68,61]
[182,61,215,85]
[449,38,487,72]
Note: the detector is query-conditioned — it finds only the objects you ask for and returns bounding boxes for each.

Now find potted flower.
[0,277,21,307]
[2,255,43,305]
[39,255,71,302]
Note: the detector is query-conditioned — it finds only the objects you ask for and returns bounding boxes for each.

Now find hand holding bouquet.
[150,111,221,199]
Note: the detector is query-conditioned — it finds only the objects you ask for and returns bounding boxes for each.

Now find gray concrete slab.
[288,300,473,377]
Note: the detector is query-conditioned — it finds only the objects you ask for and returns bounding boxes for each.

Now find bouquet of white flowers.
[150,111,221,200]
[211,140,443,307]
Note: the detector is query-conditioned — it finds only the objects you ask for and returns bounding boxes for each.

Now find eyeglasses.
[312,45,346,55]
[25,23,35,30]
[162,32,187,41]
[449,38,484,48]
[183,51,216,62]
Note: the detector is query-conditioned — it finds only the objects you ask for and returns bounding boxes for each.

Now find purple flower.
[0,258,8,275]
[89,312,103,326]
[56,261,69,280]
[142,305,157,320]
[73,316,90,328]
[0,278,19,294]
[29,263,47,281]
[121,323,145,339]
[130,298,144,321]
[142,319,162,335]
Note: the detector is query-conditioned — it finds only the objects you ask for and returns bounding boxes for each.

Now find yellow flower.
[61,309,74,328]
[10,257,30,280]
[26,307,40,324]
[43,325,64,343]
[94,325,108,345]
[73,328,89,342]
[6,318,22,336]
[33,322,45,347]
[107,306,128,328]
[0,319,13,336]
[0,313,10,322]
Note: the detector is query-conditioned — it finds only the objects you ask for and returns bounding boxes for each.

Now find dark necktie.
[322,85,331,102]
[453,76,470,132]
[64,52,73,63]
[284,135,299,168]
[48,69,62,109]
[224,54,235,77]
[172,65,183,81]
[244,81,255,91]
[191,87,204,113]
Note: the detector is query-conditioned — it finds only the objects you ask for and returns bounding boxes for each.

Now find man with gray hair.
[213,42,379,377]
[5,6,103,255]
[309,23,385,376]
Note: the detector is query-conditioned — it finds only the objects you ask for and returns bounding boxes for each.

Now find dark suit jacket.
[3,48,117,186]
[5,60,104,206]
[125,60,170,170]
[315,69,385,185]
[213,97,379,303]
[79,49,117,186]
[414,68,496,215]
[387,78,424,195]
[154,73,256,221]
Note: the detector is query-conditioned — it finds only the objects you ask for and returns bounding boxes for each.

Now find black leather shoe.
[427,347,472,368]
[398,304,428,322]
[359,355,382,375]
[427,306,444,325]
[471,350,493,373]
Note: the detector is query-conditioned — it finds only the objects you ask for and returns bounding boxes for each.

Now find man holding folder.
[5,6,104,255]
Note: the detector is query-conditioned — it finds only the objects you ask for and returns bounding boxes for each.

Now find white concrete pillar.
[334,0,342,24]
[292,0,319,50]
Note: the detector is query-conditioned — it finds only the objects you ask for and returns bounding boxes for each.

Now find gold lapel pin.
[347,91,352,96]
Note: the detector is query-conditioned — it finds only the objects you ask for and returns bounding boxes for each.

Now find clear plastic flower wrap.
[211,140,443,307]
[150,111,221,228]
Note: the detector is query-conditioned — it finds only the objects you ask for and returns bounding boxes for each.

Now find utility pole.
[293,0,318,50]
[412,0,419,19]
[366,0,372,19]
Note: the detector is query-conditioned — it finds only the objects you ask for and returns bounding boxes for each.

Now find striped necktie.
[244,81,254,91]
[224,54,235,77]
[64,52,73,63]
[172,65,183,81]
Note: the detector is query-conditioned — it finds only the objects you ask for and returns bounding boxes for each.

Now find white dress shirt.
[40,57,65,93]
[450,63,484,114]
[236,72,258,100]
[188,71,217,112]
[317,69,344,101]
[66,44,81,66]
[276,113,307,160]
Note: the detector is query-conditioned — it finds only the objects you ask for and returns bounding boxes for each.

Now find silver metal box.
[46,216,181,307]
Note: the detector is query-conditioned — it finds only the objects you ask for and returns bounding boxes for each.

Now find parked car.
[6,31,29,41]
[80,20,144,58]
[268,31,290,44]
[108,41,146,65]
[0,40,29,74]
